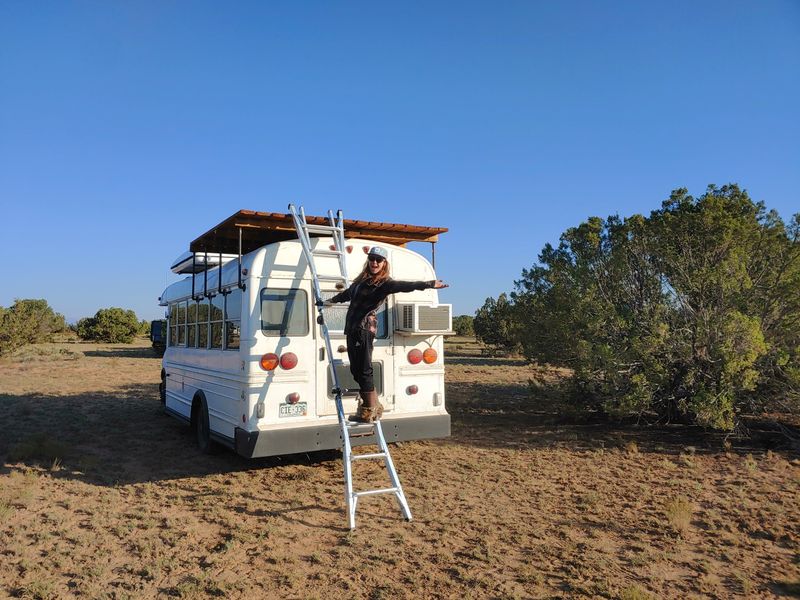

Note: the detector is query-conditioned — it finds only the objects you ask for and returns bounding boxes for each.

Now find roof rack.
[189,209,448,255]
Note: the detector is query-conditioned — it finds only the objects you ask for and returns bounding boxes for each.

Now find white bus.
[158,210,452,457]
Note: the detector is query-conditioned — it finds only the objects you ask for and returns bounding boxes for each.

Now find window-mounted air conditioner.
[394,303,453,334]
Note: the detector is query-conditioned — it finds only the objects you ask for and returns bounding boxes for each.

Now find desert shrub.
[473,293,519,355]
[452,315,474,337]
[506,184,799,430]
[0,299,66,356]
[76,307,141,343]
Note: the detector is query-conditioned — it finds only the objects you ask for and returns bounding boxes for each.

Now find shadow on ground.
[445,368,800,457]
[2,361,795,488]
[444,356,529,367]
[82,347,161,359]
[0,386,342,486]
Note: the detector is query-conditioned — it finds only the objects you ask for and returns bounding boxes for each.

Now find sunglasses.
[368,256,385,263]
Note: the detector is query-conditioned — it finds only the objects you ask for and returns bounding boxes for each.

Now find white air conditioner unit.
[395,303,453,334]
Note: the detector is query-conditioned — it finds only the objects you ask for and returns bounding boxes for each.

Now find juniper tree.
[511,185,799,430]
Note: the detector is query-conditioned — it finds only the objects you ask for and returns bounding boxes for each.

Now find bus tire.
[192,394,215,454]
[159,370,166,404]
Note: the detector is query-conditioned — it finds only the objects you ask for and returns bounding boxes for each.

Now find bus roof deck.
[188,209,448,255]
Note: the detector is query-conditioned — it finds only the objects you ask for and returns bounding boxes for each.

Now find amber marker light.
[260,353,279,371]
[423,348,438,364]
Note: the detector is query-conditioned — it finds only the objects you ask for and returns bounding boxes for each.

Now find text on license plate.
[279,402,307,417]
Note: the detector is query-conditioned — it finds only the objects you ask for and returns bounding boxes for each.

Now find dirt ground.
[1,337,798,599]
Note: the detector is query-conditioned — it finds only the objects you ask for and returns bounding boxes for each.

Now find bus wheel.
[193,395,214,454]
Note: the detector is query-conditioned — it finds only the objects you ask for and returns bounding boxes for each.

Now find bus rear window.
[261,288,308,336]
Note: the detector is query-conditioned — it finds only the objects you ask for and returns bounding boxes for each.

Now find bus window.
[261,288,308,336]
[187,301,197,348]
[210,294,224,349]
[225,288,242,350]
[197,299,209,349]
[176,301,187,346]
[169,303,177,346]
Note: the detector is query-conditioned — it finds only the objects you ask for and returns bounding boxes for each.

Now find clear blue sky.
[1,1,798,323]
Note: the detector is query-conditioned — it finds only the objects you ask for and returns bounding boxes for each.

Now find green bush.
[508,184,799,430]
[76,308,141,343]
[474,293,519,355]
[452,315,475,337]
[0,299,66,356]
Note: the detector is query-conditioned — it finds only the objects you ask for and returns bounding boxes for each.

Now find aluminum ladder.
[288,204,413,530]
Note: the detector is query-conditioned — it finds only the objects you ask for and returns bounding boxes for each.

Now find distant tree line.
[474,185,800,431]
[0,300,153,356]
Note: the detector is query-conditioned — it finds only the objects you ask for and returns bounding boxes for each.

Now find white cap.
[367,246,388,259]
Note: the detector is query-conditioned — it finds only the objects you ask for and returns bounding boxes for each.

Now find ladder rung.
[351,452,386,461]
[354,487,399,498]
[346,423,375,434]
[304,224,339,234]
[312,249,343,257]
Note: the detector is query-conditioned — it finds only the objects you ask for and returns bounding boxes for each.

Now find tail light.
[280,352,298,370]
[260,353,279,370]
[260,352,298,370]
[423,348,438,364]
[287,393,300,404]
[407,349,423,365]
[407,385,418,395]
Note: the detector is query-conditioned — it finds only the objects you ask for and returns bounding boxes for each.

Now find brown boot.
[348,390,384,423]
[363,389,384,421]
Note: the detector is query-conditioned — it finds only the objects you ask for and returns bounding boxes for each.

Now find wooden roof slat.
[189,209,447,254]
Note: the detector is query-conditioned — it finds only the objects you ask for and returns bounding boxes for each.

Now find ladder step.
[346,423,375,434]
[304,224,339,234]
[354,487,399,498]
[351,452,386,461]
[312,249,343,257]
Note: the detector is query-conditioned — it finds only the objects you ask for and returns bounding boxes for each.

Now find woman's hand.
[433,280,449,289]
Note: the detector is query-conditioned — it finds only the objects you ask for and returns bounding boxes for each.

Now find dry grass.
[0,338,798,599]
[664,496,693,536]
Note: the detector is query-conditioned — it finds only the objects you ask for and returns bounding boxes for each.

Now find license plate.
[279,402,307,418]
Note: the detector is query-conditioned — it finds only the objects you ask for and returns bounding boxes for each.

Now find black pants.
[346,328,375,393]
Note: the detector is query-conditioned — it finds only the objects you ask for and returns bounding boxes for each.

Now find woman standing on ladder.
[327,246,448,423]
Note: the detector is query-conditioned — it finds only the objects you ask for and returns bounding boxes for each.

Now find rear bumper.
[234,413,450,458]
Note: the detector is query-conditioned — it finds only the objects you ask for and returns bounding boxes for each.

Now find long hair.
[352,256,391,286]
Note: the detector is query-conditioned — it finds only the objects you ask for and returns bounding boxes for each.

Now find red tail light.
[407,385,418,395]
[407,349,423,365]
[423,348,438,364]
[287,393,300,404]
[260,353,279,370]
[280,352,298,370]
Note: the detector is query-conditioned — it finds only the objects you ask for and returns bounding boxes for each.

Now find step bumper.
[234,413,450,458]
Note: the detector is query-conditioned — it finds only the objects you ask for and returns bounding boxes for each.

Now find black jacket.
[330,278,434,334]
